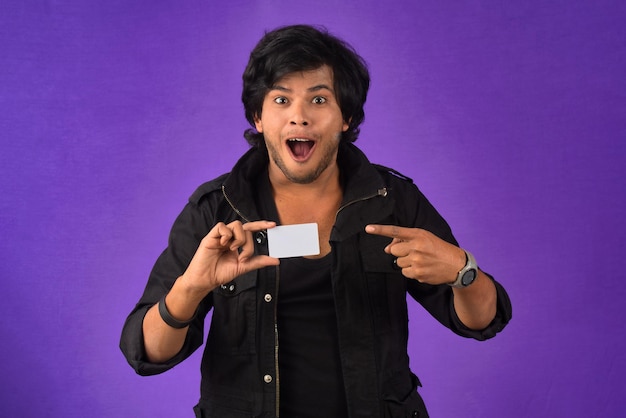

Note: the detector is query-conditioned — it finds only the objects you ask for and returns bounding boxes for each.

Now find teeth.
[288,138,310,142]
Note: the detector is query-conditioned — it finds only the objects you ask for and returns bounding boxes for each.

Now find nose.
[289,101,309,126]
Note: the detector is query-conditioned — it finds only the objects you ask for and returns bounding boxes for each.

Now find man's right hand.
[143,220,279,363]
[179,220,280,298]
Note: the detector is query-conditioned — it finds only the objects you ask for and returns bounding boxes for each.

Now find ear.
[342,118,350,132]
[254,115,263,133]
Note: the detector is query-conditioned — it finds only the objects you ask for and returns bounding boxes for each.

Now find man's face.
[254,65,349,185]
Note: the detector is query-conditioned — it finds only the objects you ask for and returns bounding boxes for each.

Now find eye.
[273,96,288,105]
[312,96,327,104]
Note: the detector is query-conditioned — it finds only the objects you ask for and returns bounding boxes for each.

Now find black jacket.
[120,143,512,417]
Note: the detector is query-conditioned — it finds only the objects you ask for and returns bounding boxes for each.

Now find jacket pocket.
[207,271,258,355]
[194,394,256,418]
[383,372,429,417]
[359,232,408,335]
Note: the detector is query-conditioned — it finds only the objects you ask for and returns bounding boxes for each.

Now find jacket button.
[255,231,267,244]
[412,411,419,417]
[392,258,402,271]
[263,374,273,383]
[220,283,236,293]
[264,293,272,302]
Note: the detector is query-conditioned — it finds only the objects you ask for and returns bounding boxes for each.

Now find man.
[120,24,512,418]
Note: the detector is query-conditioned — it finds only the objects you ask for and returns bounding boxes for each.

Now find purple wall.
[2,1,624,417]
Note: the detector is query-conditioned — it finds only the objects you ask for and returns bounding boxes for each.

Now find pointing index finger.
[365,224,410,239]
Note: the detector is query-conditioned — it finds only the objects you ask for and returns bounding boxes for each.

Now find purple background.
[2,1,625,417]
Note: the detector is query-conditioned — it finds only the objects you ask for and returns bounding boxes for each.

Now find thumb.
[239,255,280,273]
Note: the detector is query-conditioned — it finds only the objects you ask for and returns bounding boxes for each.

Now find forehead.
[272,65,334,89]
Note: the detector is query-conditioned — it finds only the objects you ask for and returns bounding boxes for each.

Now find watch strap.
[449,249,477,288]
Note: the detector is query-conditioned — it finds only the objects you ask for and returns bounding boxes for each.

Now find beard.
[265,134,340,184]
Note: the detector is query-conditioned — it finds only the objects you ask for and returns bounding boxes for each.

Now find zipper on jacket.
[274,266,281,417]
[224,182,388,235]
[222,184,281,416]
[221,185,253,223]
[336,187,388,218]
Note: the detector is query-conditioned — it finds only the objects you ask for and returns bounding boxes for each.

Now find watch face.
[461,270,477,286]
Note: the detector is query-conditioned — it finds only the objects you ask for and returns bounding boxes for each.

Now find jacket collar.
[334,143,393,241]
[221,142,393,239]
[336,142,387,204]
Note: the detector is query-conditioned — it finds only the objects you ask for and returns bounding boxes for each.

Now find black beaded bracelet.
[158,294,196,329]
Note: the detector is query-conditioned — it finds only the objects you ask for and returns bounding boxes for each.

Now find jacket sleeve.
[119,197,215,376]
[397,179,512,340]
[408,276,511,341]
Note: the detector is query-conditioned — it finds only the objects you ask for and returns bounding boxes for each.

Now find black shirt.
[277,254,348,418]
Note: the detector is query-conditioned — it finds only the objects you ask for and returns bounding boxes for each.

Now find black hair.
[241,24,370,147]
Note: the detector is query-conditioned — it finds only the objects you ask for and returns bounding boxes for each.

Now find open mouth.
[287,138,315,161]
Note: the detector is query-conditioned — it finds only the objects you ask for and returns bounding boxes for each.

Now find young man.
[120,25,512,418]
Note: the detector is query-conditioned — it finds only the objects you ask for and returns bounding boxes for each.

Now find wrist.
[176,273,215,302]
[449,249,478,288]
[158,278,206,325]
[158,293,197,329]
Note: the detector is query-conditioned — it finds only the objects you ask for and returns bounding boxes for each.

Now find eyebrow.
[270,84,334,93]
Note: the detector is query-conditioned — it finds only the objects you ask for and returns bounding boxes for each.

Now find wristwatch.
[449,250,478,288]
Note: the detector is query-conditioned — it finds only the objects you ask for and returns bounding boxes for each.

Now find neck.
[268,163,342,201]
[269,162,343,257]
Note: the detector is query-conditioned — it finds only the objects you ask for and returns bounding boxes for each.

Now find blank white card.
[266,223,320,258]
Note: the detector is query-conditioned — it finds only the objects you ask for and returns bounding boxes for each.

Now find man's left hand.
[365,224,465,285]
